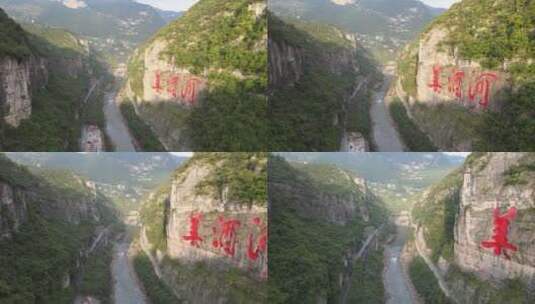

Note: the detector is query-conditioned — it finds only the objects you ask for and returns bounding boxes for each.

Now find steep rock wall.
[129,39,207,106]
[139,154,268,303]
[166,162,267,279]
[0,56,48,127]
[268,38,304,89]
[454,153,535,284]
[416,27,509,112]
[0,182,28,239]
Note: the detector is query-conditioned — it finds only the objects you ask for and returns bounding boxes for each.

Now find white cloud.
[171,152,193,157]
[444,152,470,158]
[420,0,460,9]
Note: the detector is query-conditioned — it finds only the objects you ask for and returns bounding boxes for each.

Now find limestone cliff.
[412,27,509,112]
[392,0,535,151]
[0,8,49,127]
[412,153,535,303]
[268,156,389,303]
[268,13,380,151]
[268,37,304,89]
[452,153,535,300]
[124,0,267,151]
[0,181,28,239]
[1,9,101,152]
[0,154,118,302]
[138,153,267,303]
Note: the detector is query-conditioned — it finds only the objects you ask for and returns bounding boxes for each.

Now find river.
[370,74,405,151]
[103,92,136,151]
[112,240,147,304]
[384,225,414,304]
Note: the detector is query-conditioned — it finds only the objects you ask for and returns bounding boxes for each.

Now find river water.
[103,92,136,151]
[112,241,147,304]
[370,75,405,151]
[384,225,414,304]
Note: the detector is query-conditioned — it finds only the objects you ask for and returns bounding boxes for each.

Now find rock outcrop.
[166,161,267,278]
[0,154,118,302]
[413,153,535,302]
[0,56,48,127]
[139,153,267,303]
[126,39,207,107]
[0,181,28,239]
[454,153,535,283]
[123,0,267,150]
[268,38,304,89]
[414,27,508,112]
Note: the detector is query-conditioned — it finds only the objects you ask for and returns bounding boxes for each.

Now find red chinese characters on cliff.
[182,213,204,247]
[428,65,442,93]
[212,216,242,257]
[247,217,268,261]
[427,65,498,108]
[480,207,518,259]
[181,213,267,263]
[151,70,203,105]
[468,73,498,108]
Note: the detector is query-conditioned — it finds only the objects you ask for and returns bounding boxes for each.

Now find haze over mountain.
[5,152,187,212]
[269,0,445,62]
[0,0,183,63]
[277,152,465,211]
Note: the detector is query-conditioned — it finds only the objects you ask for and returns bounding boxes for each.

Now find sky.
[420,0,460,8]
[445,152,470,158]
[135,0,198,12]
[172,152,194,157]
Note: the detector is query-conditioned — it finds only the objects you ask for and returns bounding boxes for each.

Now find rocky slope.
[0,154,119,302]
[0,9,48,128]
[137,153,267,303]
[268,14,381,151]
[412,152,535,303]
[0,8,106,151]
[268,155,389,303]
[392,0,535,151]
[123,0,267,151]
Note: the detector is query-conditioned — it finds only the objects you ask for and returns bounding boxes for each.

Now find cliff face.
[393,0,535,151]
[268,14,379,151]
[139,153,268,303]
[0,155,118,302]
[268,38,304,89]
[0,181,28,239]
[166,161,267,278]
[454,153,535,284]
[126,39,207,107]
[0,56,48,127]
[413,153,535,302]
[124,0,267,151]
[268,157,388,303]
[414,27,508,112]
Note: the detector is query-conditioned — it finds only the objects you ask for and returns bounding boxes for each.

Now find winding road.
[112,240,147,304]
[104,92,136,151]
[370,72,405,151]
[384,225,414,304]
